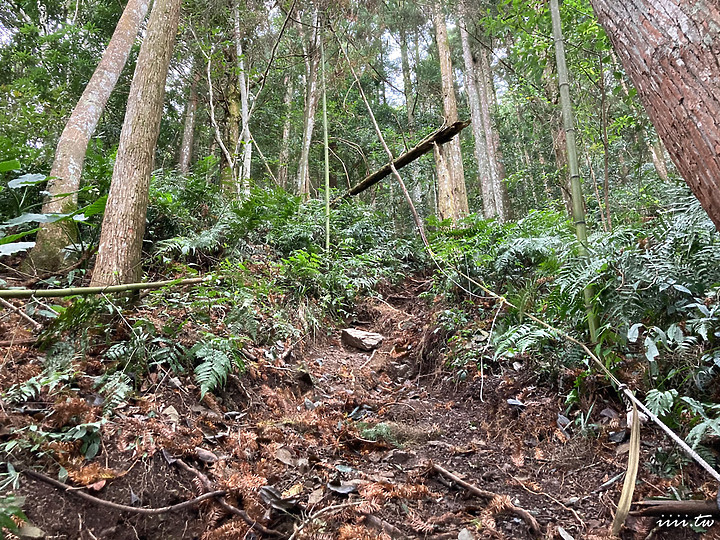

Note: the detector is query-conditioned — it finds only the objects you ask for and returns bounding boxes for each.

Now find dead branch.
[288,501,362,540]
[171,456,284,538]
[0,298,41,329]
[22,468,224,515]
[631,499,720,517]
[333,120,470,202]
[430,462,542,535]
[0,338,37,347]
[360,512,407,539]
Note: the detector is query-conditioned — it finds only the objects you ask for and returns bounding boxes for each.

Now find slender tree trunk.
[297,9,320,199]
[550,0,598,341]
[399,27,414,130]
[91,0,182,286]
[234,3,251,197]
[27,0,150,272]
[432,0,468,222]
[477,45,510,220]
[277,74,294,189]
[590,0,720,228]
[179,65,200,174]
[649,137,669,182]
[459,7,494,219]
[223,83,241,192]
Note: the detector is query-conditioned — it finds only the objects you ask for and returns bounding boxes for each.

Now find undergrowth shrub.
[429,184,720,449]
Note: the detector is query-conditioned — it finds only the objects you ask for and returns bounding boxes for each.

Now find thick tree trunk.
[459,7,494,219]
[277,74,294,189]
[432,0,468,222]
[179,66,200,174]
[590,0,720,229]
[26,0,149,272]
[297,9,320,199]
[91,0,182,286]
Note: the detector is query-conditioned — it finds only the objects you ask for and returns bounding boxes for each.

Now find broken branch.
[430,462,541,535]
[22,468,224,515]
[333,120,470,202]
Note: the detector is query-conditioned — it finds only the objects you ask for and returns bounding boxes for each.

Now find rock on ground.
[341,328,384,351]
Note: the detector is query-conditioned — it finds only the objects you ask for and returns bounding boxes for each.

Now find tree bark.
[179,64,200,174]
[277,73,294,189]
[459,5,494,219]
[589,0,720,229]
[432,0,468,222]
[477,46,510,221]
[234,3,251,197]
[27,0,150,272]
[297,9,320,199]
[91,0,182,286]
[399,26,415,130]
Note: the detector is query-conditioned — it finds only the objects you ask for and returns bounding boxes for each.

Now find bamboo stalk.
[0,277,209,299]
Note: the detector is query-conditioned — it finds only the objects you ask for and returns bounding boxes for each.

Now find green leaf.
[628,323,643,343]
[0,242,35,256]
[1,212,70,228]
[8,173,46,188]
[79,195,107,219]
[644,336,660,362]
[645,389,677,416]
[0,228,39,245]
[0,159,21,172]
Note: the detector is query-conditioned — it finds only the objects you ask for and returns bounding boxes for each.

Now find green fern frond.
[192,338,244,397]
[98,372,132,416]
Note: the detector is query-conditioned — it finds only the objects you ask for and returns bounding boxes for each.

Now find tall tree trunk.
[277,73,294,189]
[91,0,182,286]
[27,0,150,272]
[459,6,494,219]
[432,0,468,222]
[477,45,510,220]
[590,0,720,229]
[234,3,251,197]
[399,27,415,130]
[551,0,599,342]
[179,65,200,174]
[297,9,320,199]
[223,84,241,192]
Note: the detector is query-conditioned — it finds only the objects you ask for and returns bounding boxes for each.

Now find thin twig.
[288,501,362,540]
[431,462,542,535]
[172,457,284,538]
[360,349,376,370]
[22,468,224,515]
[0,298,42,329]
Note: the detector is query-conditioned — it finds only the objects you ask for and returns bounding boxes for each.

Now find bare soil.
[2,279,719,539]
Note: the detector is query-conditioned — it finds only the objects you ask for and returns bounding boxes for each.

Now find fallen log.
[334,120,470,202]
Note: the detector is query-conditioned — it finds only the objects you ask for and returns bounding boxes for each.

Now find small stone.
[195,447,219,463]
[458,528,475,540]
[341,328,384,351]
[162,405,180,424]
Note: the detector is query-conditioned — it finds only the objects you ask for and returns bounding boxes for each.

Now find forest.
[2,0,720,538]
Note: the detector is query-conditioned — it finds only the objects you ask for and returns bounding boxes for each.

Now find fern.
[192,338,244,397]
[493,323,558,359]
[98,372,132,417]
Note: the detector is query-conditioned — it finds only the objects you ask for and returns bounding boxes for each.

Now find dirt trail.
[5,282,719,539]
